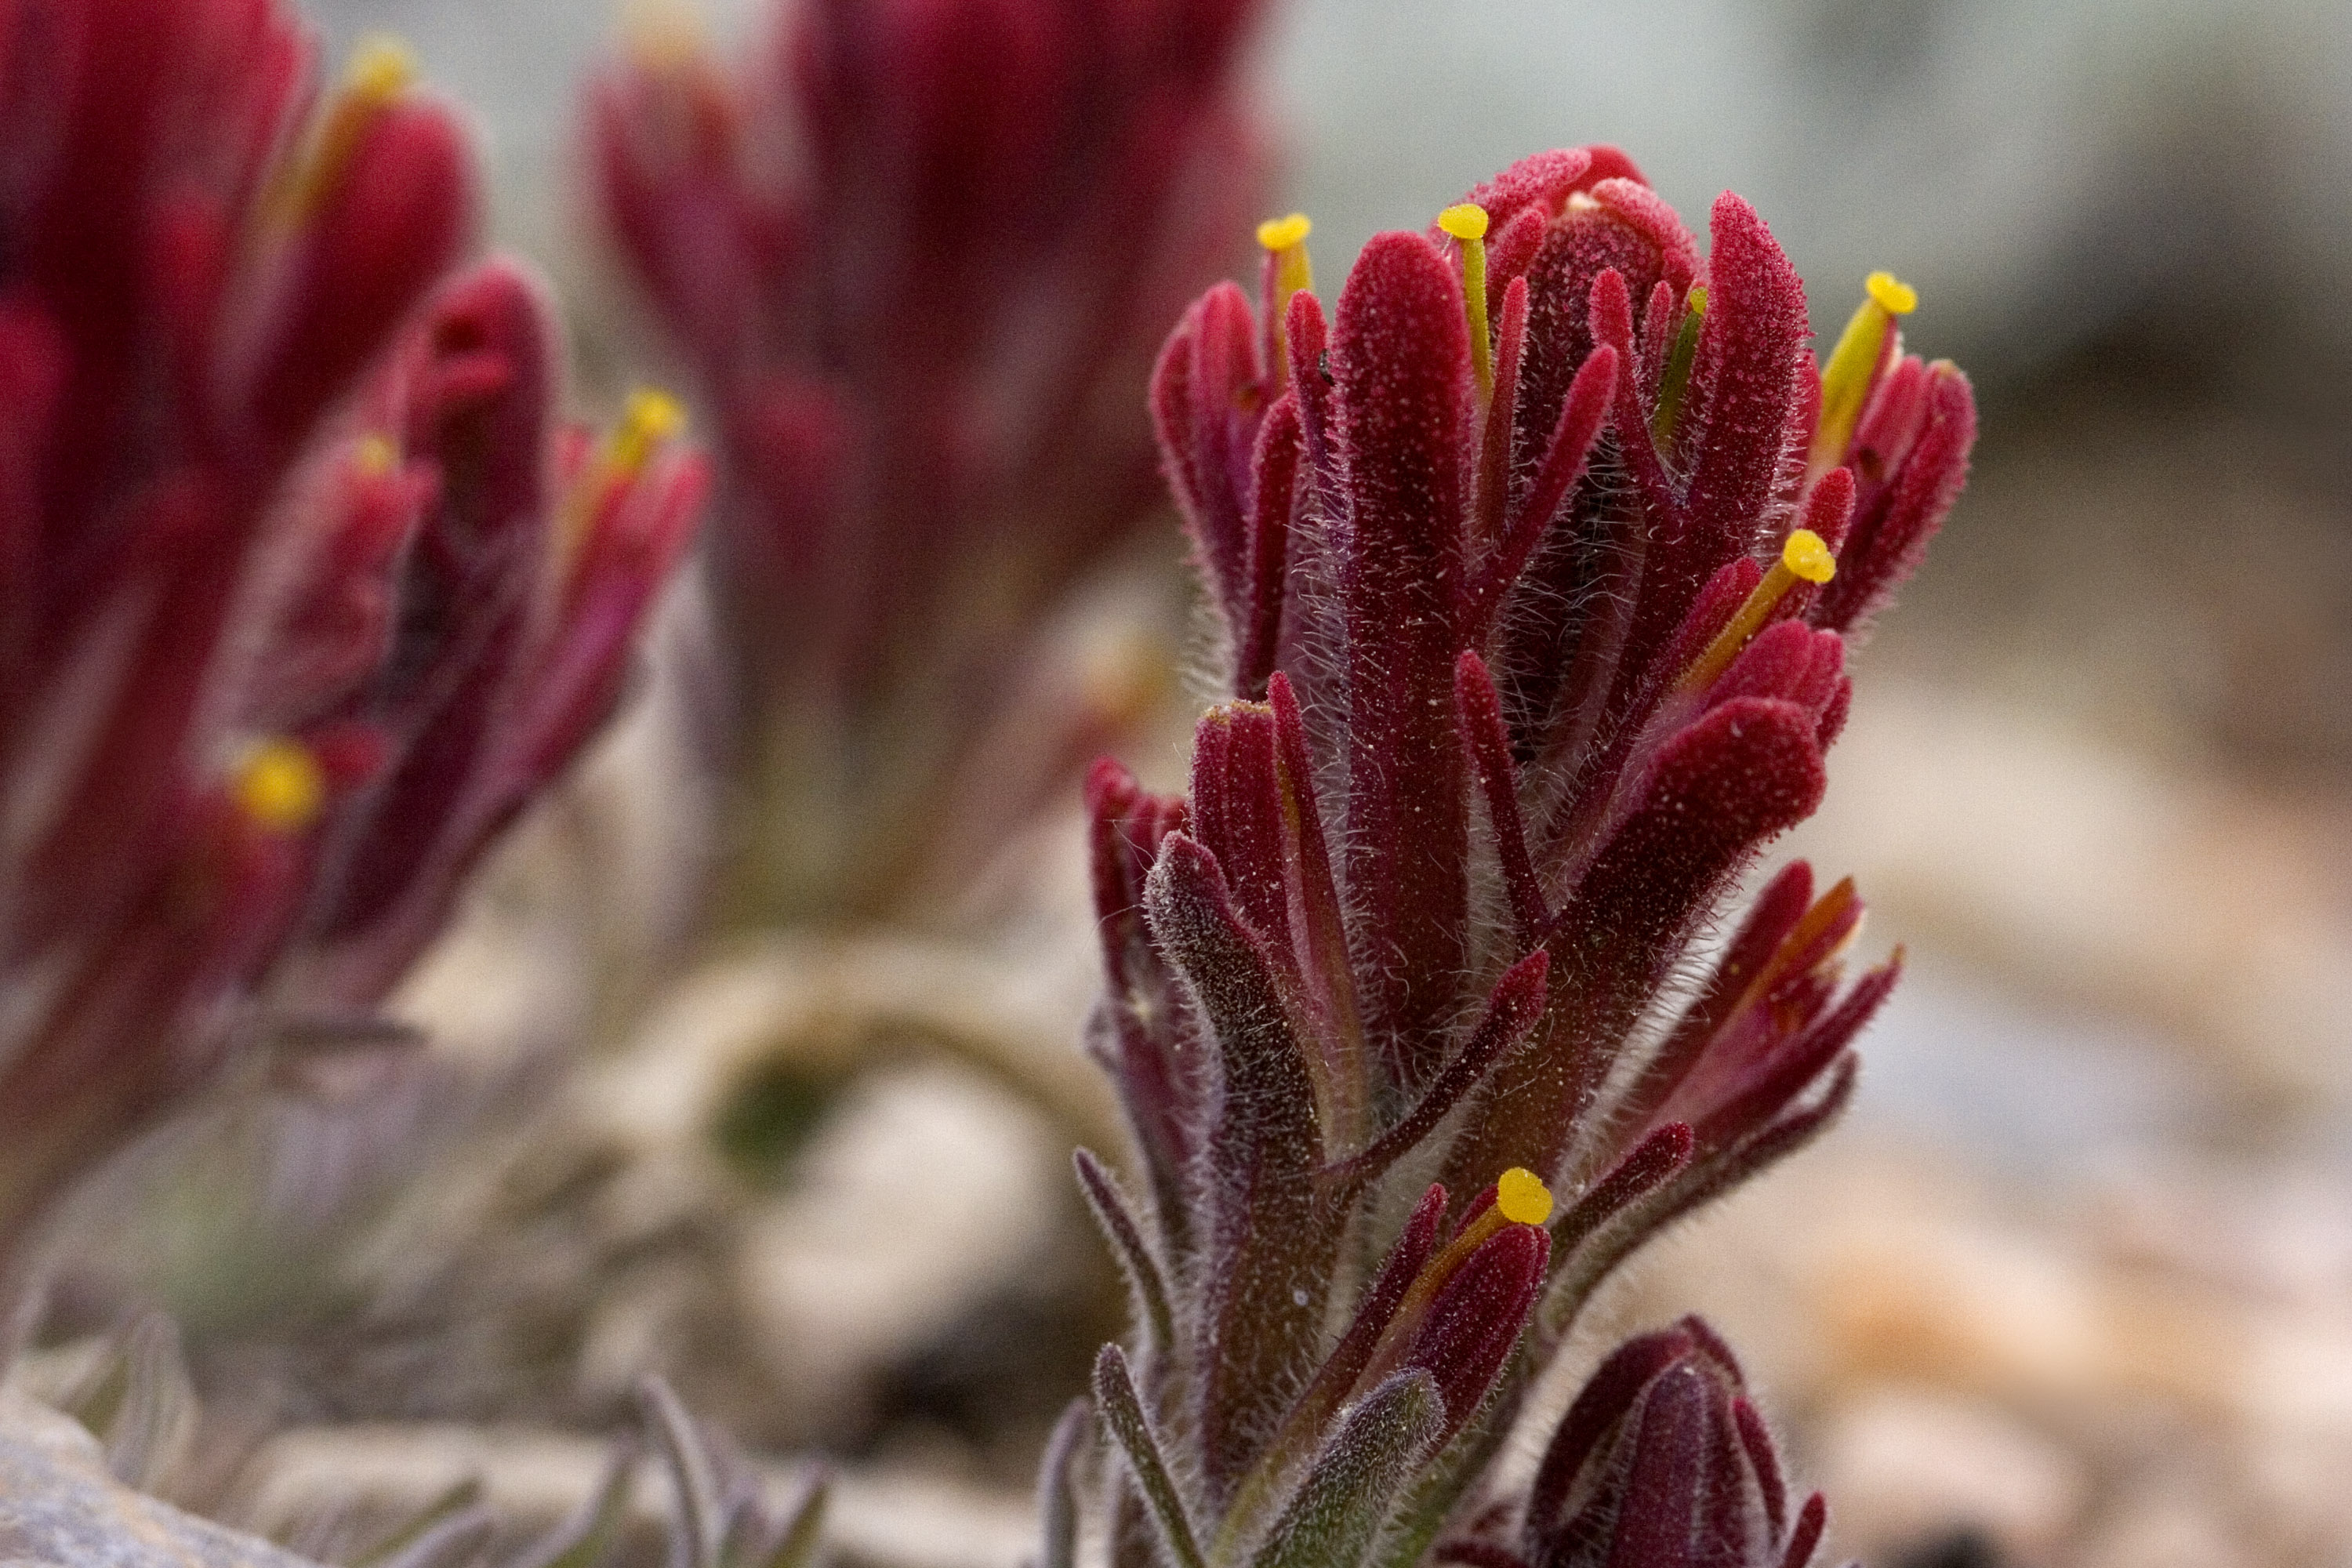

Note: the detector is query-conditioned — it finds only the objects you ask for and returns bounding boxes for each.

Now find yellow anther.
[1436,203,1490,241]
[1865,270,1917,315]
[1780,527,1836,584]
[1439,203,1493,399]
[235,739,326,833]
[1495,1167,1552,1225]
[1810,269,1918,476]
[1687,285,1708,314]
[353,434,399,478]
[1676,528,1841,695]
[1257,212,1312,252]
[564,389,685,565]
[605,387,685,477]
[343,34,417,101]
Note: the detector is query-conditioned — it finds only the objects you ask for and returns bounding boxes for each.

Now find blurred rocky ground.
[14,2,2349,1566]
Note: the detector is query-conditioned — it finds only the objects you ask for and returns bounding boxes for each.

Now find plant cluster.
[0,0,701,1317]
[1071,151,1969,1568]
[0,0,1974,1562]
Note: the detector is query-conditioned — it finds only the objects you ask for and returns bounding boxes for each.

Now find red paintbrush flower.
[1066,146,1973,1568]
[588,0,1270,919]
[0,3,702,1312]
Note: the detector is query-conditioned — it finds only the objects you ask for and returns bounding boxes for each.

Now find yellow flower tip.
[343,34,418,104]
[1687,285,1708,314]
[608,387,685,475]
[1256,212,1312,252]
[1436,203,1490,242]
[353,434,399,478]
[1495,1167,1553,1226]
[235,739,327,834]
[1864,270,1918,316]
[1780,528,1837,585]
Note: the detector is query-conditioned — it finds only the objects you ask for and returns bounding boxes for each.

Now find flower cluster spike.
[1078,145,1973,1568]
[0,0,705,1305]
[590,0,1272,921]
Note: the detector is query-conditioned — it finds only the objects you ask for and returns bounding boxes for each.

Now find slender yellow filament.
[1676,529,1837,694]
[1256,213,1315,385]
[1439,203,1492,399]
[1651,285,1708,447]
[1809,269,1917,473]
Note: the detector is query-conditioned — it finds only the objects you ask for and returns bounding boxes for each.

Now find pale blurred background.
[87,2,2352,1564]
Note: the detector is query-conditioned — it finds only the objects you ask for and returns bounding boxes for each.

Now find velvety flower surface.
[1065,146,1971,1568]
[0,0,703,1301]
[590,0,1269,919]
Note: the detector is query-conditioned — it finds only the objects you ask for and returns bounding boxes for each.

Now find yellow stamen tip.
[235,740,326,833]
[354,434,399,477]
[609,387,685,474]
[1437,203,1490,241]
[1687,285,1708,314]
[343,34,418,103]
[1864,270,1917,316]
[1495,1167,1553,1226]
[1257,213,1312,252]
[1781,528,1837,584]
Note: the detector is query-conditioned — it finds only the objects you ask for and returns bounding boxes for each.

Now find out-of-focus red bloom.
[0,2,704,1301]
[589,0,1268,919]
[1072,147,1973,1568]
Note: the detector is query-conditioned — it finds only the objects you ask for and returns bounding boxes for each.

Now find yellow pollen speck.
[1437,203,1490,241]
[1257,212,1312,252]
[354,434,398,477]
[607,387,684,476]
[343,34,418,103]
[1781,528,1836,584]
[1865,270,1918,315]
[1496,1167,1552,1225]
[236,739,326,833]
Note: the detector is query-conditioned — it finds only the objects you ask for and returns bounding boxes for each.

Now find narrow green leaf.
[747,1473,829,1568]
[505,1441,637,1568]
[640,1375,727,1568]
[1093,1345,1206,1568]
[1250,1371,1443,1568]
[347,1478,483,1568]
[1037,1399,1091,1568]
[376,1509,495,1568]
[1075,1149,1176,1356]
